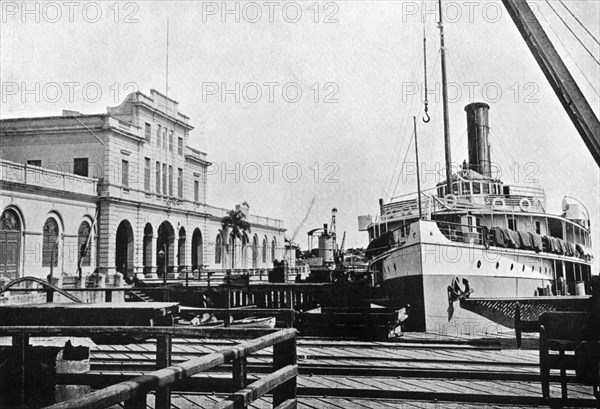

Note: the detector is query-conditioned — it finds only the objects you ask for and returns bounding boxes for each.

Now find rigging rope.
[538,6,600,98]
[558,0,600,46]
[543,0,600,65]
[384,43,424,199]
[391,129,416,198]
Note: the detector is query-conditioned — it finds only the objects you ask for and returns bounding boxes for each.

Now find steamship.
[364,102,594,333]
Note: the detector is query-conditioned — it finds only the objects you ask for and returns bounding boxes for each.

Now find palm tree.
[221,209,251,268]
[221,209,251,238]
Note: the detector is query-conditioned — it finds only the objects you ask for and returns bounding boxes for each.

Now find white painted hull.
[376,221,592,334]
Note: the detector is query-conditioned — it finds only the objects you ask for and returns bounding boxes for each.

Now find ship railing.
[436,221,486,246]
[381,195,434,221]
[484,195,545,212]
[383,192,547,220]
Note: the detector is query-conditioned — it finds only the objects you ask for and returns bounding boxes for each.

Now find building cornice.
[0,180,98,204]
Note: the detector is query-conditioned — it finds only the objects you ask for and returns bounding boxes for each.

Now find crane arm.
[501,0,600,166]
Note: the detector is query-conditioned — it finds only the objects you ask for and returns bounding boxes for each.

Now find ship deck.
[83,332,597,408]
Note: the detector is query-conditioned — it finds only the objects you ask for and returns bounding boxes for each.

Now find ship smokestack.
[465,102,491,178]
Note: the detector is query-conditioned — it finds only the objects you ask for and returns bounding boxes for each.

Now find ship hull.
[377,221,590,334]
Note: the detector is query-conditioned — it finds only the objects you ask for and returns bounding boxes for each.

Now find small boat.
[231,316,276,328]
[176,312,276,328]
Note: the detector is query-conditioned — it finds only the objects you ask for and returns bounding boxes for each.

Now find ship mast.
[438,0,453,193]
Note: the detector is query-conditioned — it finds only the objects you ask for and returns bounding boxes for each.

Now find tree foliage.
[221,209,251,239]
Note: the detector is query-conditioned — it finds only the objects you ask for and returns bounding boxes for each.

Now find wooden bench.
[575,341,600,402]
[514,302,539,348]
[513,298,592,348]
[539,311,592,402]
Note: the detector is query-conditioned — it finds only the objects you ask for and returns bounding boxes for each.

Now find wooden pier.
[44,332,600,408]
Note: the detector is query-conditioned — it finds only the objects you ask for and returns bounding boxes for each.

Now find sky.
[1,0,599,259]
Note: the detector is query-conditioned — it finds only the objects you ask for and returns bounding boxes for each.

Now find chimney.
[323,224,328,236]
[465,102,491,178]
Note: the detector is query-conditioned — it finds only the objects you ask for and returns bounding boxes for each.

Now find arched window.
[271,238,276,262]
[1,209,22,279]
[262,238,267,263]
[42,218,59,267]
[215,234,222,264]
[77,221,91,267]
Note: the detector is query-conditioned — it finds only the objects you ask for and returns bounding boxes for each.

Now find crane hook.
[423,103,431,123]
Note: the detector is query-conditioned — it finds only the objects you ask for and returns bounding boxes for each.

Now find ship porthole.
[477,260,481,268]
[496,262,500,269]
[510,263,514,270]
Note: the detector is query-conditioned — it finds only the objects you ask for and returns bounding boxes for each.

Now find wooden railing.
[0,326,297,409]
[2,284,136,304]
[161,283,386,312]
[0,276,83,303]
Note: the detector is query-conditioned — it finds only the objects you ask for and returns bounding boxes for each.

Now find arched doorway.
[215,233,223,265]
[241,234,249,269]
[252,235,259,268]
[0,209,22,280]
[143,223,153,274]
[115,220,134,276]
[157,221,175,275]
[177,227,186,272]
[228,233,236,269]
[191,228,203,271]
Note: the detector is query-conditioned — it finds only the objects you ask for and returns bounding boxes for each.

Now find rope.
[558,0,600,46]
[391,129,416,198]
[543,0,600,65]
[537,6,600,98]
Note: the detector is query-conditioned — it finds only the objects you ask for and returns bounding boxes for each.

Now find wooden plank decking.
[82,332,598,408]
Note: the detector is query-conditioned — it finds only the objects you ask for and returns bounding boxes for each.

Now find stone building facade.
[0,89,285,282]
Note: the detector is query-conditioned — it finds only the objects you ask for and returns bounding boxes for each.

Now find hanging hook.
[423,103,431,123]
[422,26,431,124]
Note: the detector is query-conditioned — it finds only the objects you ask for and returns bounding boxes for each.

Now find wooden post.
[155,335,172,409]
[232,356,247,392]
[540,325,550,400]
[272,336,296,407]
[12,334,28,408]
[124,393,147,409]
[515,302,522,348]
[46,288,54,303]
[559,346,567,402]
